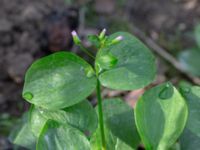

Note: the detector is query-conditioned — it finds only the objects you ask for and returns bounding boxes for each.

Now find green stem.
[79,44,95,59]
[96,79,106,150]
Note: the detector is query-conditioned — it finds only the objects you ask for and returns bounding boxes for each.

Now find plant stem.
[96,79,106,150]
[79,44,95,59]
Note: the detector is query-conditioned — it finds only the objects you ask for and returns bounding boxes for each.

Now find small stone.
[19,32,39,54]
[21,5,43,21]
[7,53,33,83]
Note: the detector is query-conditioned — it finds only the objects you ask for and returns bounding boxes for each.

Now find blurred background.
[1,0,200,149]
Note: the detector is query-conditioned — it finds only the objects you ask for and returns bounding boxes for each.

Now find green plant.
[9,29,192,150]
[179,85,200,150]
[178,23,200,76]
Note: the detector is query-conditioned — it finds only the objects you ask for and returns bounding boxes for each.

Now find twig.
[130,25,200,85]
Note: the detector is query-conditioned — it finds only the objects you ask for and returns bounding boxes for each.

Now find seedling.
[9,29,193,150]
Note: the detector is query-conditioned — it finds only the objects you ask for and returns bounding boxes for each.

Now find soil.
[0,0,79,149]
[0,0,79,114]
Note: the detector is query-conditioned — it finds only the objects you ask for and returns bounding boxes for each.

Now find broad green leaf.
[9,113,36,150]
[23,51,97,110]
[169,143,181,150]
[29,105,48,137]
[178,80,192,91]
[178,48,200,76]
[180,128,200,150]
[96,32,156,90]
[135,82,188,150]
[90,98,140,150]
[29,100,98,137]
[91,125,135,150]
[194,23,200,48]
[37,120,91,150]
[115,140,136,150]
[180,86,200,137]
[90,125,120,150]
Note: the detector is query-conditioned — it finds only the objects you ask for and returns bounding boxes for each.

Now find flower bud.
[71,30,81,45]
[99,28,106,40]
[111,36,123,44]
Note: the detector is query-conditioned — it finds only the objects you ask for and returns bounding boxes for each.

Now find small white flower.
[99,28,106,39]
[111,35,123,44]
[71,30,81,44]
[114,36,123,41]
[71,30,78,37]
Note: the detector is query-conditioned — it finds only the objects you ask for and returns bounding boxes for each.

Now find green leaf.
[178,80,192,91]
[96,32,156,90]
[135,82,188,150]
[90,98,140,150]
[9,113,36,150]
[178,48,200,76]
[23,52,97,110]
[96,52,118,70]
[37,120,91,150]
[29,105,48,137]
[114,140,136,150]
[91,125,136,150]
[169,143,181,150]
[29,100,98,137]
[180,86,200,137]
[194,23,200,48]
[180,128,200,150]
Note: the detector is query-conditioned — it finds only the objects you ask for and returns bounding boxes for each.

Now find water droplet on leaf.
[23,92,33,100]
[159,83,174,100]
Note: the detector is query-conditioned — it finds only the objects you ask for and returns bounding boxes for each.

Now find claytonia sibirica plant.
[178,23,200,76]
[9,29,200,150]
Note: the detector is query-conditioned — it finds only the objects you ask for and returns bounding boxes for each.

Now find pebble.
[7,53,34,83]
[21,5,43,21]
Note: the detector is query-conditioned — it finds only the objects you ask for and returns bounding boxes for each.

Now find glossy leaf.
[180,128,200,150]
[23,52,97,110]
[178,48,200,76]
[180,86,200,137]
[96,52,118,70]
[169,143,181,150]
[29,100,98,137]
[96,32,156,90]
[37,120,91,150]
[29,105,48,137]
[91,125,135,150]
[90,98,140,150]
[135,82,188,150]
[9,113,36,150]
[194,23,200,48]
